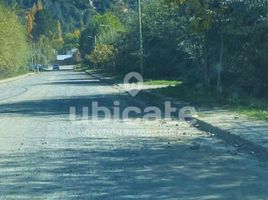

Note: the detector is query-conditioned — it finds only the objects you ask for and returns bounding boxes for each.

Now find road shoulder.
[0,72,35,85]
[86,70,268,162]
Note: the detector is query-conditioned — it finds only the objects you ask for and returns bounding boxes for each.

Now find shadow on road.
[0,137,267,199]
[0,94,147,119]
[41,80,102,86]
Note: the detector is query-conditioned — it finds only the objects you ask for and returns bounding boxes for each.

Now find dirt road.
[0,69,267,199]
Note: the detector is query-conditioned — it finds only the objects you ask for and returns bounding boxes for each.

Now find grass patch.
[158,84,228,107]
[144,79,182,86]
[0,68,29,80]
[142,82,268,121]
[230,98,268,121]
[85,68,125,83]
[233,107,268,121]
[99,72,124,80]
[79,67,268,121]
[74,64,89,72]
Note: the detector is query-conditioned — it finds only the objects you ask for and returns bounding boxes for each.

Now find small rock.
[233,142,242,148]
[189,142,201,150]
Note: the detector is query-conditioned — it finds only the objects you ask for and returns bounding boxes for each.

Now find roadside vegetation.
[0,4,29,79]
[77,0,268,121]
[143,80,182,86]
[156,84,268,121]
[1,0,70,79]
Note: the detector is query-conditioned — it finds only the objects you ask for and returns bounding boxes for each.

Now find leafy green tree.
[92,12,124,44]
[36,0,43,11]
[79,12,123,56]
[87,44,118,69]
[54,20,64,50]
[32,9,55,40]
[0,4,30,78]
[3,0,267,98]
[60,30,80,53]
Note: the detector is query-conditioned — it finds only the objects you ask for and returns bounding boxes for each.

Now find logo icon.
[123,72,143,97]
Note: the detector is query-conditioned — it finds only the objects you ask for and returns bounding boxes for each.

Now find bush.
[87,44,117,68]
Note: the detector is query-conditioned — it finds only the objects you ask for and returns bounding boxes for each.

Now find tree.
[178,0,214,86]
[93,12,124,45]
[26,11,34,37]
[0,4,30,78]
[36,36,56,64]
[79,12,123,56]
[87,44,118,69]
[36,0,43,11]
[55,20,64,48]
[30,3,38,17]
[60,30,80,53]
[32,9,55,40]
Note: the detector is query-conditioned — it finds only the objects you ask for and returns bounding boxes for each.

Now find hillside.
[3,0,136,32]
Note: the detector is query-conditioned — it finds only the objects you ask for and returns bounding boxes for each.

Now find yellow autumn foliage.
[0,4,30,78]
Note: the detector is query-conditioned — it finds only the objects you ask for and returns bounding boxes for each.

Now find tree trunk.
[217,31,224,93]
[113,60,116,72]
[203,36,210,87]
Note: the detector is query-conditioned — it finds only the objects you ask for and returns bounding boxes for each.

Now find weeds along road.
[0,69,267,199]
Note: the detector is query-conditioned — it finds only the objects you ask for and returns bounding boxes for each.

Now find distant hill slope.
[3,0,136,33]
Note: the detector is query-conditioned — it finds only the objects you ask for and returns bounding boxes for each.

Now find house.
[56,48,81,64]
[56,54,72,61]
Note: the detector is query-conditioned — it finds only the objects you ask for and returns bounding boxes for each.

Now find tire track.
[0,87,28,102]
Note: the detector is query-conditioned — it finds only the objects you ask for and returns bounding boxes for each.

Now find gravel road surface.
[0,69,267,199]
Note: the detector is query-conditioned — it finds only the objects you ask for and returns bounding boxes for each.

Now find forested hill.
[2,0,135,32]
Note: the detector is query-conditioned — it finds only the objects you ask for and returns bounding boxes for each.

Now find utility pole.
[88,35,97,48]
[109,21,113,38]
[94,35,97,48]
[138,0,144,76]
[89,0,93,7]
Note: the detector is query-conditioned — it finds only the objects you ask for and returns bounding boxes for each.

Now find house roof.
[57,55,72,61]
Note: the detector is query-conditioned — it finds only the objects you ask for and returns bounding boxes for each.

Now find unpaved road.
[0,69,267,199]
